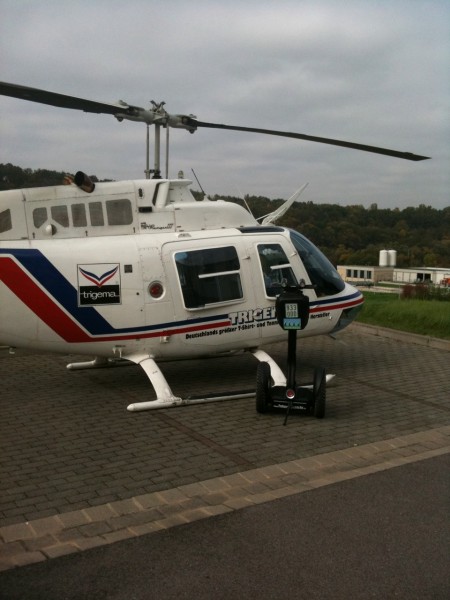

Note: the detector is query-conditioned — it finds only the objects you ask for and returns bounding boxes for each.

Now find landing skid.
[126,351,270,411]
[67,356,132,370]
[66,351,334,412]
[66,354,182,410]
[128,390,256,411]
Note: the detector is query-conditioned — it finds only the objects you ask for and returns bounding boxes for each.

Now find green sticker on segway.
[283,318,302,329]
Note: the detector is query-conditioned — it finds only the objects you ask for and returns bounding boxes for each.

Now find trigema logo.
[78,263,121,306]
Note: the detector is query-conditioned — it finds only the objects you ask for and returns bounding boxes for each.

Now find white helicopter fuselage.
[1,79,431,411]
[0,177,362,355]
[0,176,363,407]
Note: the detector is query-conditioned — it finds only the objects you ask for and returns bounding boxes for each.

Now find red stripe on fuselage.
[309,296,363,313]
[1,257,90,342]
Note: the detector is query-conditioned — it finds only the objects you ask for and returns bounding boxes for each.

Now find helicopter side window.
[33,207,48,228]
[89,202,105,226]
[71,203,87,227]
[0,209,12,233]
[257,244,297,297]
[106,199,133,226]
[51,205,69,228]
[175,246,243,309]
[289,230,345,297]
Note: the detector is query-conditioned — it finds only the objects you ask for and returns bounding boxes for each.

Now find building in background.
[393,267,450,285]
[338,250,450,286]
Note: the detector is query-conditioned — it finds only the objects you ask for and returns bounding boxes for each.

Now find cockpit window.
[289,230,345,297]
[257,243,297,297]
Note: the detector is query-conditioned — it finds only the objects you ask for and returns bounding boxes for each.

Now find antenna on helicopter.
[241,194,254,218]
[257,183,309,225]
[191,168,207,198]
[145,125,150,179]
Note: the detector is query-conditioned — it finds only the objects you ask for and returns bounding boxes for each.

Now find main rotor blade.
[193,120,430,162]
[0,81,138,116]
[0,81,430,161]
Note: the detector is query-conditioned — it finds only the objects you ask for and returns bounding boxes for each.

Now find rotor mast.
[142,100,186,178]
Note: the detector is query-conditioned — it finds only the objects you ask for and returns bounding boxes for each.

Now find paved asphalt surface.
[1,324,449,598]
[1,454,449,600]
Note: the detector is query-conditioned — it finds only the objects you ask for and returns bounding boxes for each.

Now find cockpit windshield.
[289,230,345,297]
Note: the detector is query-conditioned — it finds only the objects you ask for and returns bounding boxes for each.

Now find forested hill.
[1,163,449,268]
[218,194,450,268]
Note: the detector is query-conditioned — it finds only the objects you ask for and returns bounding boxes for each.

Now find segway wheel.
[313,367,326,419]
[256,362,271,414]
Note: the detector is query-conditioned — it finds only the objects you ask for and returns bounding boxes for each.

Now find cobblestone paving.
[1,325,448,533]
[1,323,450,570]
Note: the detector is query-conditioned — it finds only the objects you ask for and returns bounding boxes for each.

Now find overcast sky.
[1,0,449,209]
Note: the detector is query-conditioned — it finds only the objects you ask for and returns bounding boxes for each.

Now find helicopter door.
[255,242,300,298]
[247,235,323,335]
[162,239,259,353]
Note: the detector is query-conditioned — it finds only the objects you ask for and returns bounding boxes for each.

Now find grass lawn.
[357,292,450,340]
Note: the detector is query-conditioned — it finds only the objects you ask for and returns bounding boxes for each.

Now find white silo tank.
[388,250,397,267]
[379,250,389,267]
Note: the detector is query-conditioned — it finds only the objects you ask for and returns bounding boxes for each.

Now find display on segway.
[275,283,310,331]
[256,281,326,422]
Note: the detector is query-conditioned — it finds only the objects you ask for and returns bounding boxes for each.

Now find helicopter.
[0,82,429,414]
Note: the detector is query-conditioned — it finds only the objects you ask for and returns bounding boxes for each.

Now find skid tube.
[126,351,269,411]
[67,351,334,411]
[125,350,335,411]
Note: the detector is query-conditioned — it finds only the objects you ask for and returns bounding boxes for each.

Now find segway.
[255,282,326,424]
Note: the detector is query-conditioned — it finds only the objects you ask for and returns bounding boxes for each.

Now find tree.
[1,163,449,267]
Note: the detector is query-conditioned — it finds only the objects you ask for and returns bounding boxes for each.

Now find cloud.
[1,0,448,208]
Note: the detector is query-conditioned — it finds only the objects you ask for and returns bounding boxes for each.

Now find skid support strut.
[126,354,257,411]
[126,355,182,411]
